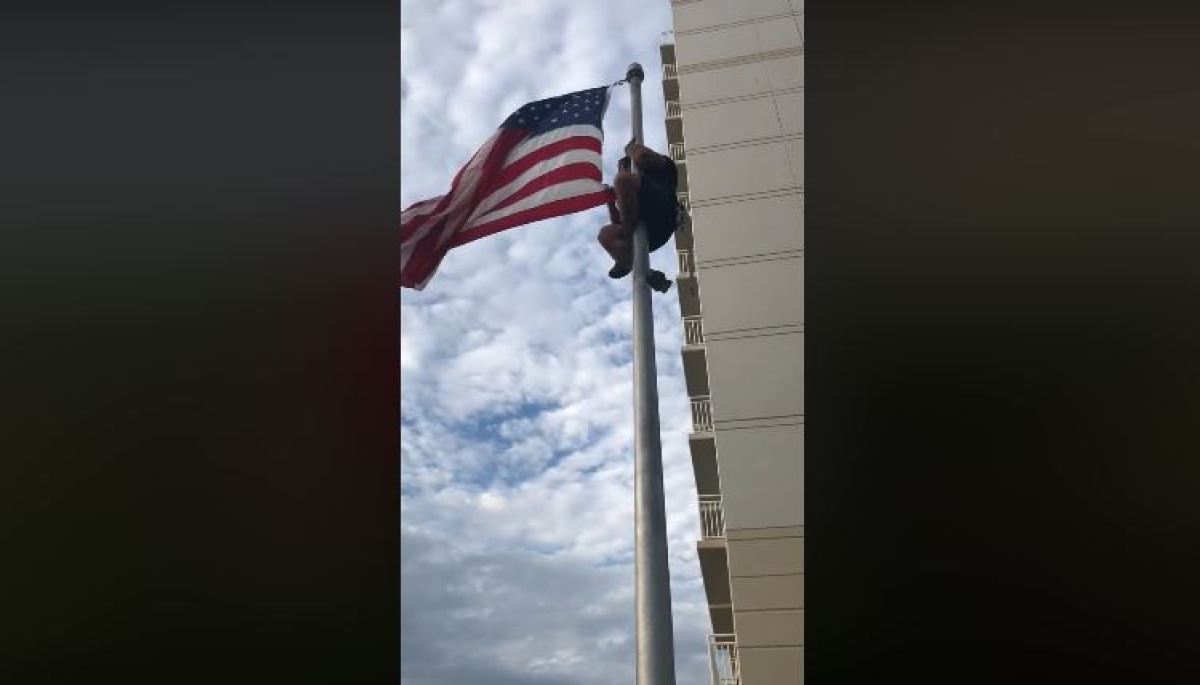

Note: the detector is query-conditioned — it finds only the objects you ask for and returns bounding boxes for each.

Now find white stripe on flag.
[468,178,603,228]
[469,147,602,222]
[502,124,602,166]
[400,132,502,272]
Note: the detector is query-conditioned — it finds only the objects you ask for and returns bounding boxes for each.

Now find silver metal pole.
[626,61,677,685]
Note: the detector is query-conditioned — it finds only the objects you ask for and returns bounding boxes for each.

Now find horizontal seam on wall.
[683,86,804,110]
[728,529,803,536]
[706,321,804,338]
[676,12,803,37]
[716,413,805,422]
[678,47,804,75]
[714,417,805,430]
[707,329,804,344]
[690,186,803,209]
[699,250,804,269]
[705,323,801,340]
[687,132,804,155]
[710,415,806,427]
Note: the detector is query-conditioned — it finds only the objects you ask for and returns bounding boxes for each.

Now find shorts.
[638,175,679,252]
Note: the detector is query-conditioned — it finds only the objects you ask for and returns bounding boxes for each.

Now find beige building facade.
[661,0,803,682]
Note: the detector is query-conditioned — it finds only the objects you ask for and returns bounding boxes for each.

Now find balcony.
[680,313,708,397]
[689,431,719,495]
[691,395,713,433]
[659,42,675,67]
[676,247,699,315]
[709,634,740,685]
[677,248,695,277]
[662,71,680,102]
[683,316,704,346]
[674,192,692,247]
[677,269,700,317]
[667,101,686,143]
[669,142,687,162]
[674,195,692,250]
[663,63,678,80]
[698,494,725,540]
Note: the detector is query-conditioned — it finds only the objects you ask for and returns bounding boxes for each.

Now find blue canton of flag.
[502,86,611,136]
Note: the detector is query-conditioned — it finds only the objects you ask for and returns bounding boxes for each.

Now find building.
[660,1,803,683]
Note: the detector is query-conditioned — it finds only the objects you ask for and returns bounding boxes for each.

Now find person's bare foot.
[608,261,632,279]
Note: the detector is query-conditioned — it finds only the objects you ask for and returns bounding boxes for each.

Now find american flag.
[400,85,613,290]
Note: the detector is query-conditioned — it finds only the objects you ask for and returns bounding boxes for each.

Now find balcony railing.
[698,495,725,539]
[691,396,713,432]
[669,142,686,162]
[677,192,690,212]
[677,248,695,276]
[663,63,678,79]
[683,316,704,345]
[709,634,740,685]
[666,100,682,118]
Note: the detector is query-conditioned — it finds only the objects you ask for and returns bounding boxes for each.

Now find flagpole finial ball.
[626,63,644,83]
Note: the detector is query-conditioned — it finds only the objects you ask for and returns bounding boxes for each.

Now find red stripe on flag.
[400,129,523,242]
[449,189,610,248]
[477,136,602,200]
[400,213,453,288]
[475,162,602,220]
[401,131,524,287]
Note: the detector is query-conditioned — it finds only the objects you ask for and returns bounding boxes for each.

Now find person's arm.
[604,185,621,224]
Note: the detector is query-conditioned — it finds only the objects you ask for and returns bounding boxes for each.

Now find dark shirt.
[644,159,677,195]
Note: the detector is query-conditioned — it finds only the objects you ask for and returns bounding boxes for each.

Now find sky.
[399,1,712,684]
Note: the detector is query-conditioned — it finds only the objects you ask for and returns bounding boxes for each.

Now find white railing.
[709,634,740,685]
[666,100,682,118]
[677,192,690,211]
[663,63,678,79]
[677,249,695,276]
[669,142,686,161]
[691,396,713,432]
[698,495,725,539]
[683,316,704,345]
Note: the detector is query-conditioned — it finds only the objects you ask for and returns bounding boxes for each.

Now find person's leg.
[613,170,640,237]
[597,223,631,264]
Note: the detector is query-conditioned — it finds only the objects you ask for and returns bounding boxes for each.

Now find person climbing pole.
[596,139,686,293]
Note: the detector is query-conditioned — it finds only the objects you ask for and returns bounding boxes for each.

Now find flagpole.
[626,61,677,685]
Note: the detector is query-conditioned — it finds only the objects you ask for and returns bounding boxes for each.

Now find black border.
[807,1,1200,681]
[4,4,401,682]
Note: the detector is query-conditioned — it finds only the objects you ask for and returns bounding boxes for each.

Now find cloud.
[401,1,707,683]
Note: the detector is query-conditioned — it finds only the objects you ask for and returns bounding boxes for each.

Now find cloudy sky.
[399,1,710,683]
